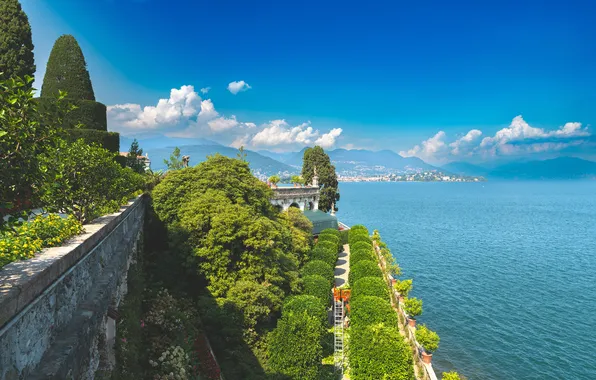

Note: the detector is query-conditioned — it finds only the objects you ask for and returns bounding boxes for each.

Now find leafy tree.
[349,260,382,286]
[316,240,338,255]
[268,174,281,185]
[153,155,303,297]
[281,207,313,263]
[403,297,423,319]
[351,240,373,252]
[42,139,144,223]
[301,146,339,212]
[126,138,146,173]
[41,35,95,100]
[0,76,71,229]
[0,0,35,81]
[349,323,415,380]
[317,234,339,250]
[268,311,323,379]
[163,146,185,171]
[236,145,247,162]
[290,175,303,185]
[349,225,369,235]
[282,295,327,326]
[320,228,340,238]
[226,280,283,330]
[415,324,440,353]
[350,235,372,247]
[302,275,330,305]
[352,277,389,301]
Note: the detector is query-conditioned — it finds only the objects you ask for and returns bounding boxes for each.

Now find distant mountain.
[264,147,439,175]
[488,157,596,179]
[147,144,294,175]
[120,135,220,151]
[442,162,490,177]
[256,150,296,163]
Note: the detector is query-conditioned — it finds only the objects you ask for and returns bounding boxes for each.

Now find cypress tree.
[0,0,35,81]
[41,34,95,100]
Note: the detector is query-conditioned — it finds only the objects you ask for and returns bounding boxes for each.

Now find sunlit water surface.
[338,181,596,380]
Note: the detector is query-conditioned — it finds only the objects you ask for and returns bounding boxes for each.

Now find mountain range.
[123,136,596,180]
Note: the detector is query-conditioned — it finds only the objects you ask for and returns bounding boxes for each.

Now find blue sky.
[22,0,596,163]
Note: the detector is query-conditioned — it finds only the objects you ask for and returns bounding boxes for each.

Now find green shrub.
[65,128,119,152]
[301,260,334,286]
[339,229,349,245]
[404,297,423,319]
[349,260,382,286]
[316,239,338,254]
[283,295,327,326]
[349,323,414,380]
[442,372,462,380]
[349,234,372,247]
[349,225,369,236]
[41,139,144,223]
[302,275,331,305]
[320,228,339,238]
[351,240,373,253]
[415,324,440,353]
[394,279,413,298]
[318,232,339,245]
[226,280,283,329]
[349,249,376,268]
[309,247,337,267]
[0,0,35,81]
[350,296,397,328]
[268,311,323,379]
[352,277,389,301]
[0,214,83,268]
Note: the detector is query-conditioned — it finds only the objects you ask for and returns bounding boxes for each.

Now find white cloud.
[227,80,251,94]
[200,87,211,94]
[208,116,240,132]
[315,128,343,148]
[251,120,342,149]
[450,129,482,155]
[400,131,447,161]
[198,99,218,119]
[108,84,342,151]
[107,85,202,131]
[400,116,591,163]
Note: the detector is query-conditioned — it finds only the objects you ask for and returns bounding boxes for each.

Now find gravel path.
[335,244,350,287]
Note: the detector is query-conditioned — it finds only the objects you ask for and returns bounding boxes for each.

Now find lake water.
[338,181,596,380]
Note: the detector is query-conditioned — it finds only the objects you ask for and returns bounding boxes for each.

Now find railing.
[373,243,439,380]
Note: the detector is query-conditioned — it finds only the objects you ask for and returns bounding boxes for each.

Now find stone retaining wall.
[0,196,146,380]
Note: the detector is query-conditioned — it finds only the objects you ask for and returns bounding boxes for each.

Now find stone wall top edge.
[0,194,146,329]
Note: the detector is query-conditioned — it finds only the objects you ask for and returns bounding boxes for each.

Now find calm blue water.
[338,181,596,380]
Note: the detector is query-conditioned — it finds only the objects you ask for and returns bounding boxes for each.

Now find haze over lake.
[339,181,596,380]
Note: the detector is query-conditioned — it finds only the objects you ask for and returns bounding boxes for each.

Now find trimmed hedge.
[352,277,389,301]
[66,129,119,153]
[316,240,338,254]
[320,228,340,238]
[268,311,323,379]
[301,260,334,286]
[351,240,373,253]
[349,249,376,268]
[350,225,369,235]
[302,275,331,305]
[317,234,340,249]
[309,247,337,267]
[349,323,414,380]
[37,97,108,131]
[283,295,327,326]
[349,260,382,286]
[349,296,397,328]
[349,234,372,247]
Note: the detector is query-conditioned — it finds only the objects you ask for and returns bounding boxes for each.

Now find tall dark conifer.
[0,0,35,81]
[301,146,340,213]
